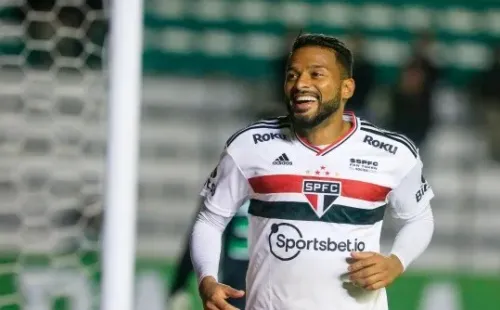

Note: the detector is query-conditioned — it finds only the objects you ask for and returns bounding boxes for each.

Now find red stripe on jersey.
[248,174,391,202]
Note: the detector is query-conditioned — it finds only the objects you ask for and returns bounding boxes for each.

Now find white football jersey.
[201,112,434,310]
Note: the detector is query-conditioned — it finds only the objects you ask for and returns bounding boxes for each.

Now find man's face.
[285,46,345,130]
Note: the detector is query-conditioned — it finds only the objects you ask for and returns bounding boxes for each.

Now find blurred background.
[0,0,499,309]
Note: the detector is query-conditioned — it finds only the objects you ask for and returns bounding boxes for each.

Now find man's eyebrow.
[286,64,327,71]
[308,64,327,70]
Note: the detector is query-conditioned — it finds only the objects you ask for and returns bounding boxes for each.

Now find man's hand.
[347,252,404,291]
[199,276,245,310]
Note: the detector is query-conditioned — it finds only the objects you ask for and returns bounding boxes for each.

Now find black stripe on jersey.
[361,122,417,152]
[259,115,290,123]
[248,199,386,225]
[360,127,417,158]
[226,116,291,147]
[282,153,290,161]
[360,121,418,155]
[225,124,291,147]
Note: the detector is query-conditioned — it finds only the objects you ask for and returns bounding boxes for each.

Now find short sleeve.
[200,150,251,217]
[388,157,434,219]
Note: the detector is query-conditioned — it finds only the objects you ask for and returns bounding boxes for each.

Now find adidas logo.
[273,153,292,165]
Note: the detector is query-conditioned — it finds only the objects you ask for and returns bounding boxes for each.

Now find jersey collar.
[294,111,358,156]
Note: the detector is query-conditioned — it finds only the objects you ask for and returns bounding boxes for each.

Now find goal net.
[0,1,107,309]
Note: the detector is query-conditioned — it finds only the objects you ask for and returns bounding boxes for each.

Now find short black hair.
[290,33,354,78]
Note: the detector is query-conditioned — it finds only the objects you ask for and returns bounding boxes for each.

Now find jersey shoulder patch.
[224,116,292,149]
[359,119,418,158]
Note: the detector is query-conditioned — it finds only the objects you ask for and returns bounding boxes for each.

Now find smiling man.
[190,33,435,310]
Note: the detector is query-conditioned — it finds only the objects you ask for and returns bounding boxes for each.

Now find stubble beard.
[289,93,342,131]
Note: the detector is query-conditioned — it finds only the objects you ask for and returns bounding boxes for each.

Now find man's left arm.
[348,157,435,290]
[386,159,434,271]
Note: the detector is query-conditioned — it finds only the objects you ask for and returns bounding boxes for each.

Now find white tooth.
[296,96,316,101]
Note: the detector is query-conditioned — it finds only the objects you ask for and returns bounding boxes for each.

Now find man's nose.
[294,73,312,90]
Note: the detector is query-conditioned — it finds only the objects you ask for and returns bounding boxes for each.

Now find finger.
[350,251,377,260]
[349,265,382,281]
[348,256,380,272]
[205,301,220,310]
[215,299,239,310]
[353,272,385,288]
[366,280,387,291]
[222,285,245,298]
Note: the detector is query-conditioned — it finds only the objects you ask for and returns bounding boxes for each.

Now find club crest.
[302,179,341,218]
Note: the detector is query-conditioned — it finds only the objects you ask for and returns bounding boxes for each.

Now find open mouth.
[292,95,318,113]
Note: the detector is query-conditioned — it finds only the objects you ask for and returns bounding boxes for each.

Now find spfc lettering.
[350,158,378,172]
[363,135,398,154]
[302,180,341,218]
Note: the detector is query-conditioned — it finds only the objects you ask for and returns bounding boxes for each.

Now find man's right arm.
[190,206,232,283]
[190,149,250,286]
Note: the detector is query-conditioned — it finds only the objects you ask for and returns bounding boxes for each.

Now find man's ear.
[341,78,355,100]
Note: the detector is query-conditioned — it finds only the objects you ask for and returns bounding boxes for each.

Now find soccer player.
[190,33,435,310]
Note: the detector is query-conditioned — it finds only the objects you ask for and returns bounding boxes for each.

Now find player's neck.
[298,111,351,146]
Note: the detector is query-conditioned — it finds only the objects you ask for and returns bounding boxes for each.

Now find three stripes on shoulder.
[360,120,418,158]
[226,116,290,147]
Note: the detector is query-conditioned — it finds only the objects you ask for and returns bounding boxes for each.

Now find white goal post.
[101,0,144,309]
